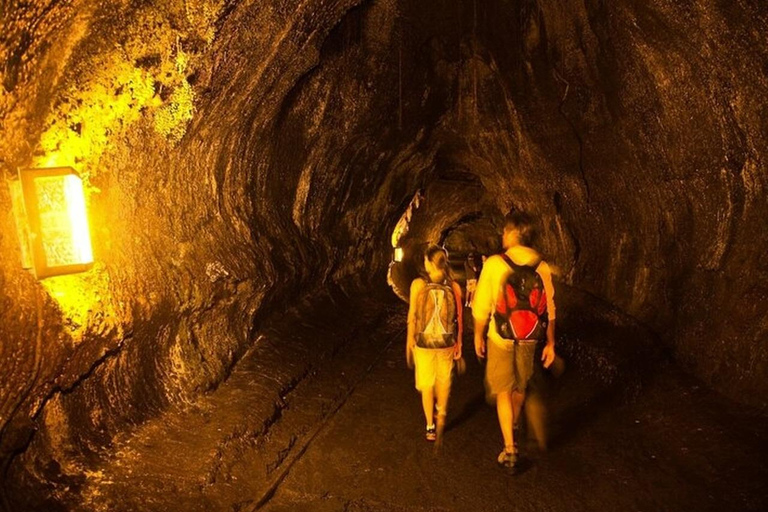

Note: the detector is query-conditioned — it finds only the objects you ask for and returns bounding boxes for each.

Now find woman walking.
[406,246,463,445]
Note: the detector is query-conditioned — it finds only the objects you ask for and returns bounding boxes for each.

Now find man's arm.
[541,319,556,368]
[472,257,497,359]
[539,261,557,368]
[474,317,488,359]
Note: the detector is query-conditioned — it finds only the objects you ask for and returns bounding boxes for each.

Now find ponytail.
[425,245,453,282]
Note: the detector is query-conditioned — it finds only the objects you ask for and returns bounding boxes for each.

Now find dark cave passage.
[1,1,767,510]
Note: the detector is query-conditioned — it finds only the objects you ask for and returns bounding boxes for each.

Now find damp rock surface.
[5,292,401,511]
[7,288,768,511]
[1,0,768,508]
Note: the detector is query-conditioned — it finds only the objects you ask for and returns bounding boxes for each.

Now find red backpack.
[493,254,548,342]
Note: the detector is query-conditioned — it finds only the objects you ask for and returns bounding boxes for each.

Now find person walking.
[472,211,557,469]
[407,245,463,446]
[464,252,479,307]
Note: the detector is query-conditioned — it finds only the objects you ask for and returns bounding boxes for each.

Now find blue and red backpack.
[493,254,548,342]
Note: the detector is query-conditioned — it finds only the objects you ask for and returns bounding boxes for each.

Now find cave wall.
[391,0,768,408]
[0,0,390,495]
[1,0,767,503]
[524,0,768,405]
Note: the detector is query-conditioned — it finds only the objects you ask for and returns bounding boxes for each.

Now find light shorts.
[485,338,540,398]
[413,346,455,393]
[466,279,477,292]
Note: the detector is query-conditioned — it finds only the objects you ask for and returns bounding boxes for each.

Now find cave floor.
[73,291,768,512]
[262,337,768,512]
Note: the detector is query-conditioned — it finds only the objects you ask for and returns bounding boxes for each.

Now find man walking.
[472,211,557,469]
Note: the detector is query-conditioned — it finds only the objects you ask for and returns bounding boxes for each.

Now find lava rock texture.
[1,0,767,507]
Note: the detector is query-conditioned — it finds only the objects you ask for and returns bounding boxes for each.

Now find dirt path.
[262,309,768,512]
[54,289,768,512]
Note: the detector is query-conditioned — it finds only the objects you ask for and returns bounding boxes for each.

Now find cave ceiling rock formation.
[1,0,767,505]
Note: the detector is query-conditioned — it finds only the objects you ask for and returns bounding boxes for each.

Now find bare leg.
[421,387,435,427]
[512,390,525,430]
[434,381,451,447]
[435,382,450,417]
[496,390,515,452]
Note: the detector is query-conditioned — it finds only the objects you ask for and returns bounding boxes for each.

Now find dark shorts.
[485,339,544,399]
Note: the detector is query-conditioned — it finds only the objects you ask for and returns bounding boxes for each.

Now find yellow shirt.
[472,246,556,344]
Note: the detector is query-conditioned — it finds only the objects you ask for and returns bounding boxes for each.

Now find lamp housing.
[9,166,94,278]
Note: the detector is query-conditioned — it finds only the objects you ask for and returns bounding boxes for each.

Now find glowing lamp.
[9,167,94,278]
[394,247,404,262]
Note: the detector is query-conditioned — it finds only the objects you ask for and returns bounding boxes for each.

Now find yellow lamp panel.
[12,167,94,278]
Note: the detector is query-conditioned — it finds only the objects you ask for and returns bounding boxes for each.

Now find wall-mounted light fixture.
[8,167,94,278]
[394,247,404,262]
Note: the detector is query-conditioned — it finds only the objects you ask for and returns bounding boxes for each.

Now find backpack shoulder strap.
[500,253,516,270]
[501,253,542,270]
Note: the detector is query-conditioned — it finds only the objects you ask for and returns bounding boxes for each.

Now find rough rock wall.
[1,0,767,504]
[392,0,768,409]
[525,0,768,406]
[0,0,399,499]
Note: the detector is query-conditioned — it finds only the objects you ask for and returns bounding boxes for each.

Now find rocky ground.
[263,332,768,512]
[36,288,768,512]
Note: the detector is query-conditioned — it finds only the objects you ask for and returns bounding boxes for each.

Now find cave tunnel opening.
[1,0,768,511]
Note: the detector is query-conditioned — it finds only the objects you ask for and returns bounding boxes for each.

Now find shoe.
[426,425,436,441]
[497,448,518,469]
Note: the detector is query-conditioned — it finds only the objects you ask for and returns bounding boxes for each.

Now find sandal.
[497,448,518,469]
[426,425,437,441]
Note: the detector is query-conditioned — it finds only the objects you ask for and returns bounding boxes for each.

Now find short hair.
[503,210,537,245]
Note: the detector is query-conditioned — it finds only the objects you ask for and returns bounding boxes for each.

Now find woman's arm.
[406,279,424,367]
[452,281,464,359]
